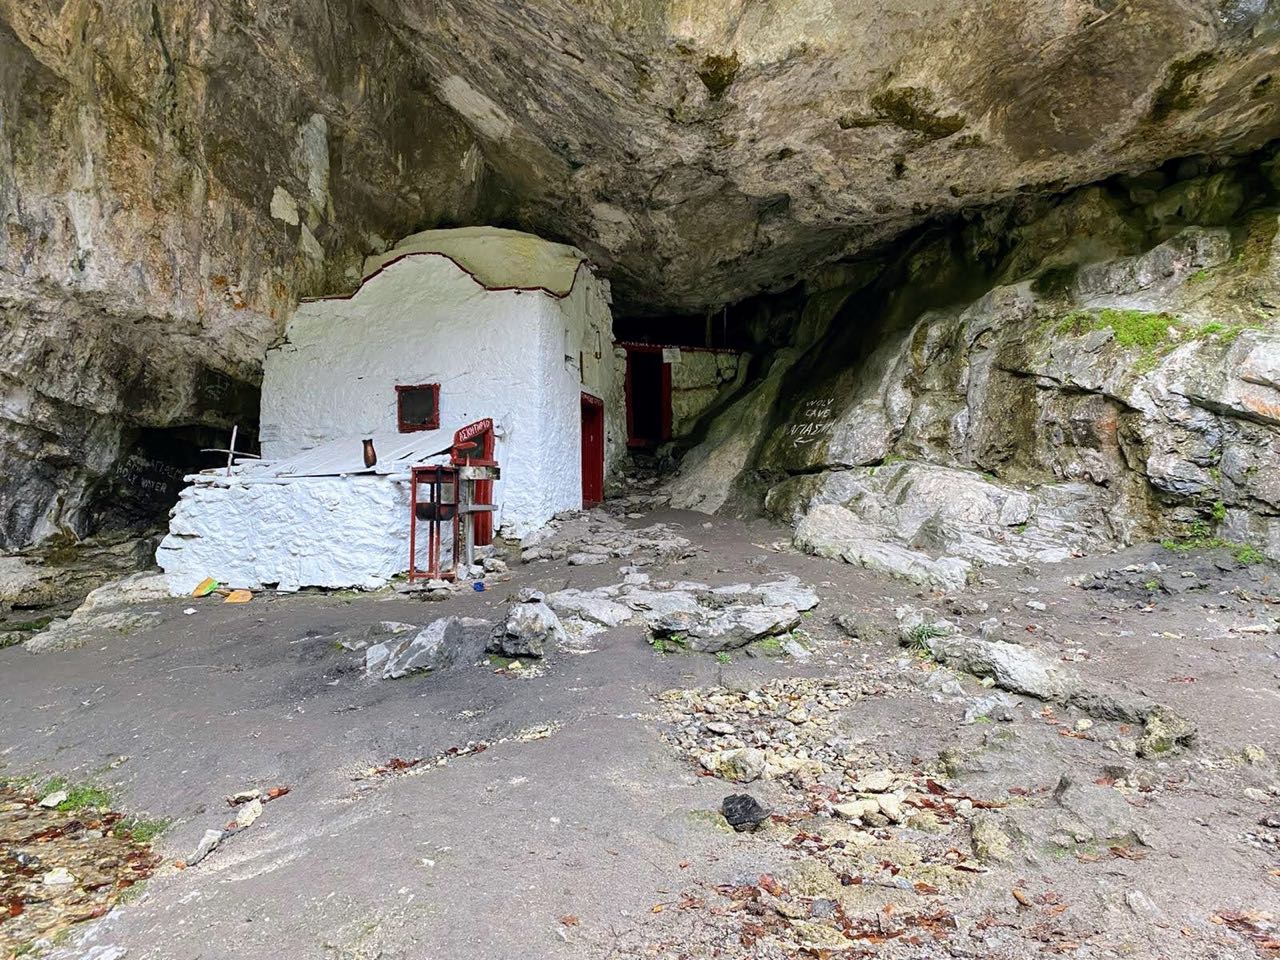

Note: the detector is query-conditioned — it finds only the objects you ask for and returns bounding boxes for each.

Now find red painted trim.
[408,464,459,581]
[454,418,494,446]
[396,383,441,433]
[623,350,673,448]
[451,419,496,546]
[300,251,593,304]
[660,362,673,442]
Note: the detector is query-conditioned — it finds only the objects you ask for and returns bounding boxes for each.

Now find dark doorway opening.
[624,347,671,448]
[580,393,605,506]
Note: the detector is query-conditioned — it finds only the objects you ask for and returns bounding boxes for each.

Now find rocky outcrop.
[668,151,1280,570]
[23,571,169,652]
[2,2,1279,548]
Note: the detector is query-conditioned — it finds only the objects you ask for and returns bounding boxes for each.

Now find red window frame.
[396,383,441,433]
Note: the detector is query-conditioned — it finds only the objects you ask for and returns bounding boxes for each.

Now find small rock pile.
[548,574,819,653]
[1077,559,1216,605]
[519,510,697,566]
[657,678,929,818]
[649,681,1011,957]
[894,605,1199,757]
[364,588,572,679]
[363,576,821,680]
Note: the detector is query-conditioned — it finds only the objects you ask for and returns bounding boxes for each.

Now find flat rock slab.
[651,604,801,653]
[545,589,632,627]
[796,505,971,591]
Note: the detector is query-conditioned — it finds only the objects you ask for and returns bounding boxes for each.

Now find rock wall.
[0,3,501,549]
[670,349,747,438]
[669,147,1280,576]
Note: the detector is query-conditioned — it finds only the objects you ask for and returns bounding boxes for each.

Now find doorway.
[624,346,671,448]
[580,393,605,507]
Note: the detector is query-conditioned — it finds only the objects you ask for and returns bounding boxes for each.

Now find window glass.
[397,384,439,432]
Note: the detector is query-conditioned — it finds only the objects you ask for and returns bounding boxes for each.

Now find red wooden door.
[581,393,605,506]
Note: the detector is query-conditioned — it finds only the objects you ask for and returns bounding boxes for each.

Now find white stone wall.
[160,474,413,594]
[260,251,616,538]
[160,235,618,594]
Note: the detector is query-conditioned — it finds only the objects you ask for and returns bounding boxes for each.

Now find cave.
[3,3,1280,957]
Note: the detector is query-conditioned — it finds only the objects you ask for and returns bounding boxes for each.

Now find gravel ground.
[1,509,1278,959]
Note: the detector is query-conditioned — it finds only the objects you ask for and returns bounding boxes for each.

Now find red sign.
[454,418,493,445]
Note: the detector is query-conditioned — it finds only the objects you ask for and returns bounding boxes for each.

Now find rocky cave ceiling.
[3,0,1279,321]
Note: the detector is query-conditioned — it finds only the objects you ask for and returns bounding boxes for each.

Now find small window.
[396,383,440,432]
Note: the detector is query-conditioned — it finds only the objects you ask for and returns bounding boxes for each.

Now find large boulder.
[366,617,493,680]
[650,604,801,653]
[489,591,567,658]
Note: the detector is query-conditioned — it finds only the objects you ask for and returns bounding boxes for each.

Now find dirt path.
[1,510,1277,959]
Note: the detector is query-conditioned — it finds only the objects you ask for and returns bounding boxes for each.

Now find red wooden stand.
[408,465,459,582]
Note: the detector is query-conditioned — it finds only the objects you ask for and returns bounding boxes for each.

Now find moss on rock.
[697,52,741,100]
[869,87,965,139]
[1148,52,1215,123]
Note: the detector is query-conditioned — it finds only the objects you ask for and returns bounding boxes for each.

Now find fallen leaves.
[0,784,160,955]
[358,743,491,779]
[1211,910,1280,954]
[1108,844,1146,861]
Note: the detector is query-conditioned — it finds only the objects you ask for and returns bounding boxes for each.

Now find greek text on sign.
[455,418,494,445]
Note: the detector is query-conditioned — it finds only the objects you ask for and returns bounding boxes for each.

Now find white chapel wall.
[259,251,617,538]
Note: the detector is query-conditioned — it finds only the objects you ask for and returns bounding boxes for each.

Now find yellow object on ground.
[223,589,253,604]
[192,577,220,597]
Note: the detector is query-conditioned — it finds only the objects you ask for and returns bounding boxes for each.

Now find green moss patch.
[651,633,689,655]
[1159,517,1268,565]
[112,816,172,844]
[748,636,784,656]
[1056,308,1265,372]
[869,87,965,139]
[1057,308,1181,349]
[697,52,740,100]
[37,777,115,812]
[1149,52,1214,123]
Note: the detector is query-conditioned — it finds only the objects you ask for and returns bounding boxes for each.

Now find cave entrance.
[622,345,671,448]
